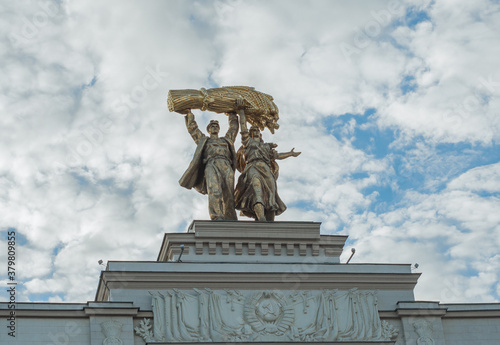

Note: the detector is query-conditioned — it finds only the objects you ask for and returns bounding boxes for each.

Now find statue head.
[207,120,220,135]
[249,125,261,139]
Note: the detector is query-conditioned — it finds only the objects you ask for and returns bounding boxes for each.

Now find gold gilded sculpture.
[168,86,279,133]
[170,88,299,221]
[178,110,238,220]
[234,99,301,221]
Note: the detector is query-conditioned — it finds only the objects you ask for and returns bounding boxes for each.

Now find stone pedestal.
[157,220,346,262]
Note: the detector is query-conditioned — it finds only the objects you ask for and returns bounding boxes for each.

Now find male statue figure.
[178,110,239,220]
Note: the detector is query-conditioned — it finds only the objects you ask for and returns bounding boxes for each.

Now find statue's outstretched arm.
[276,148,301,160]
[184,110,204,144]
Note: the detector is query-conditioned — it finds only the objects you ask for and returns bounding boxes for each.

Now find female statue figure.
[234,99,300,221]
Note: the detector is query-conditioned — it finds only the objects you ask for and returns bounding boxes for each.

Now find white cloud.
[378,0,500,144]
[448,162,500,193]
[0,0,499,305]
[344,167,500,302]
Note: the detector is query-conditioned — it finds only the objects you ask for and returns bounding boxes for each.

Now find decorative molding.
[135,288,398,343]
[222,242,230,255]
[85,307,139,316]
[137,311,154,318]
[396,309,446,317]
[149,342,395,345]
[312,244,320,256]
[379,311,400,318]
[97,271,419,300]
[0,309,88,318]
[299,243,307,256]
[101,320,123,345]
[236,242,243,255]
[413,320,435,345]
[209,242,216,255]
[442,309,500,318]
[0,306,139,318]
[274,243,282,255]
[135,318,154,343]
[248,242,256,255]
[95,269,419,302]
[196,242,203,255]
[189,220,322,240]
[381,321,399,340]
[261,243,269,255]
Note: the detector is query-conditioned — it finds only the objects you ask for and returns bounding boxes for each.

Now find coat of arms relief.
[135,288,398,343]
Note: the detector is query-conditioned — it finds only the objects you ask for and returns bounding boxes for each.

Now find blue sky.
[1,0,500,304]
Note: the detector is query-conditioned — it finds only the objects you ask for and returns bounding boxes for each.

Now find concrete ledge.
[146,341,396,345]
[0,301,140,318]
[95,271,420,301]
[442,304,500,318]
[441,303,500,311]
[189,220,321,239]
[106,261,414,274]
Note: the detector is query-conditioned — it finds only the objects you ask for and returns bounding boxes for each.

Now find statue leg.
[205,165,223,220]
[253,203,266,221]
[222,165,237,220]
[208,191,223,220]
[265,209,275,221]
[224,197,237,220]
[250,176,266,221]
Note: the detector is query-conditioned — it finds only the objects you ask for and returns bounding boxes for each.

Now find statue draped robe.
[234,131,286,220]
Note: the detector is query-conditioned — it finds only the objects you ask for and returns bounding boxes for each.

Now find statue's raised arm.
[224,111,239,144]
[183,110,205,145]
[236,98,251,146]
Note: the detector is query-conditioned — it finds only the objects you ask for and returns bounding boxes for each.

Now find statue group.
[169,87,300,221]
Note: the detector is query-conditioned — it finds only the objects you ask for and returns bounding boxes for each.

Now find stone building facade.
[1,221,499,344]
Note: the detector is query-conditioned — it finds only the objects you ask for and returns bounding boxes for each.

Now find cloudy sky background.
[1,0,499,304]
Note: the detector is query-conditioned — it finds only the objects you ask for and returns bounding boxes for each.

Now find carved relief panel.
[135,288,398,343]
